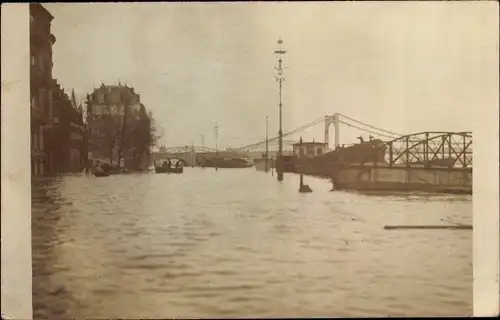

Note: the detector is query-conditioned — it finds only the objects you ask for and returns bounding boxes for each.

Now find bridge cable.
[338,120,399,140]
[235,116,324,150]
[338,113,403,137]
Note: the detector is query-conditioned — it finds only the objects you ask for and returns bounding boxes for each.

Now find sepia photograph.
[1,1,499,319]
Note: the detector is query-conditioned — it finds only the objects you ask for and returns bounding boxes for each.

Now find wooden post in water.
[300,169,304,188]
[298,136,312,193]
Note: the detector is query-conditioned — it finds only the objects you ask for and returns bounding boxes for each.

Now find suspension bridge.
[155,113,472,170]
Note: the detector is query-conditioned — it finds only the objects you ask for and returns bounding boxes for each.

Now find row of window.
[31,53,49,72]
[70,132,83,141]
[31,128,45,151]
[31,87,48,109]
[94,93,136,105]
[295,147,324,156]
[29,12,51,37]
[31,158,45,176]
[91,104,142,115]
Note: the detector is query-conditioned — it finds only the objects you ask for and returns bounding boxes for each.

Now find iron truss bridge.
[371,131,473,168]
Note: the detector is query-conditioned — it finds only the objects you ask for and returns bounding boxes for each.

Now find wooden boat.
[155,159,184,174]
[201,157,254,168]
[155,166,183,174]
[94,170,110,177]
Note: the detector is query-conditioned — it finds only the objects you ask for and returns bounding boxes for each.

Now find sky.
[46,2,498,150]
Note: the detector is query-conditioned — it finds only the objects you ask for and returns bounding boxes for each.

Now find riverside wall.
[333,164,472,194]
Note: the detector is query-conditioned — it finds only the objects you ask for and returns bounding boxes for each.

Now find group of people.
[155,159,184,169]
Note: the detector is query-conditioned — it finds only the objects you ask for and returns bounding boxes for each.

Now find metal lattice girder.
[378,131,472,168]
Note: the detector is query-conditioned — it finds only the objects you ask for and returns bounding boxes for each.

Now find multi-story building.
[50,81,85,173]
[86,84,152,170]
[30,3,56,176]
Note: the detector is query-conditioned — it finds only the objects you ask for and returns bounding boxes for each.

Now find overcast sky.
[46,2,497,150]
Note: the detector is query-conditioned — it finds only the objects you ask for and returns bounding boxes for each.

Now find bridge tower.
[324,113,340,150]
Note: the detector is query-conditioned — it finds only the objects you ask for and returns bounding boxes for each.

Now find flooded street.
[32,168,472,318]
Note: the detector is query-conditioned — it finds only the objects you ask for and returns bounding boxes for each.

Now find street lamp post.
[265,116,269,173]
[274,38,286,182]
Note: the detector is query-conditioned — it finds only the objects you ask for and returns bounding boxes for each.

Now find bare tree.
[101,114,122,165]
[124,110,161,169]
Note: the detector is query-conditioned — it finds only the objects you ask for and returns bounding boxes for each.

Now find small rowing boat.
[155,166,183,174]
[94,171,110,177]
[93,167,110,177]
[155,159,185,174]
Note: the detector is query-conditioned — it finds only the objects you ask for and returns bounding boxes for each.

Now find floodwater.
[32,168,472,319]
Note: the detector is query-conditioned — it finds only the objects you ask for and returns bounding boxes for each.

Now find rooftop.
[30,3,54,21]
[88,83,139,104]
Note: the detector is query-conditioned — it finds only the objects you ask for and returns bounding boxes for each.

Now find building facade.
[50,82,85,173]
[86,84,152,170]
[30,3,56,176]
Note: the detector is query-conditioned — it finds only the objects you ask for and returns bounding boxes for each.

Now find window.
[32,132,38,150]
[39,56,44,71]
[38,127,44,151]
[39,160,45,175]
[39,88,45,109]
[306,146,314,156]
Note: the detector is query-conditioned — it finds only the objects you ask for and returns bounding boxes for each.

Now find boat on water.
[154,159,185,174]
[293,138,387,176]
[155,166,183,174]
[93,166,110,177]
[94,171,110,177]
[201,157,253,168]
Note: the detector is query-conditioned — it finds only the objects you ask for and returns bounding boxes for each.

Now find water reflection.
[32,169,472,318]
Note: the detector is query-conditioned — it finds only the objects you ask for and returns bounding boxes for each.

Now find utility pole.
[214,121,219,171]
[265,116,269,173]
[191,141,195,167]
[214,122,219,155]
[274,38,286,182]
